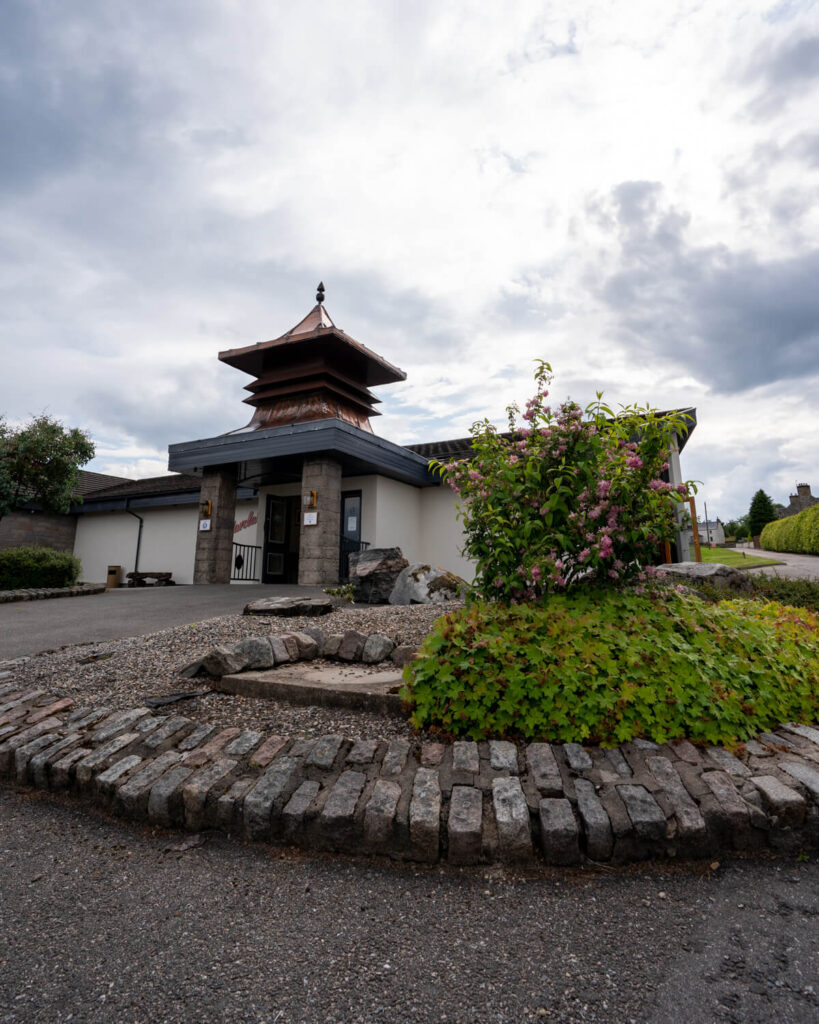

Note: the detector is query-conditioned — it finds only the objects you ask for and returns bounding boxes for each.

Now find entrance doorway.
[262,495,300,583]
[339,490,363,582]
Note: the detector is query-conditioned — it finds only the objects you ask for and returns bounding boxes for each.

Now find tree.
[0,416,95,524]
[747,489,778,538]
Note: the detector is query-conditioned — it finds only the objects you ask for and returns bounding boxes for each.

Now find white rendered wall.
[74,507,199,584]
[419,484,475,582]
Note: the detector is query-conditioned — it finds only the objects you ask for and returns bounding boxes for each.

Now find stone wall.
[0,510,77,553]
[193,467,237,584]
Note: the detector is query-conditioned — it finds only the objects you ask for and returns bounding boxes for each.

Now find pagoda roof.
[219,303,407,387]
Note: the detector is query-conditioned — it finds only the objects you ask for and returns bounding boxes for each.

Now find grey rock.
[337,630,367,662]
[243,757,300,839]
[410,767,441,862]
[280,634,300,661]
[115,751,182,818]
[616,784,667,841]
[391,644,419,667]
[322,634,344,658]
[182,759,238,830]
[292,632,320,660]
[492,777,533,863]
[349,547,409,604]
[448,786,483,865]
[282,780,320,837]
[143,716,193,751]
[243,597,333,617]
[269,636,291,664]
[301,625,327,653]
[75,732,141,786]
[389,563,468,605]
[362,634,395,663]
[320,771,367,844]
[489,740,519,773]
[202,645,248,678]
[538,798,580,865]
[364,779,402,847]
[656,561,754,594]
[705,746,751,777]
[306,734,344,770]
[574,778,614,861]
[147,765,195,827]
[452,741,480,774]
[752,774,807,825]
[563,743,593,772]
[346,739,379,765]
[381,739,410,776]
[225,730,263,757]
[526,743,564,796]
[645,755,707,843]
[779,760,819,801]
[95,755,143,798]
[232,637,275,670]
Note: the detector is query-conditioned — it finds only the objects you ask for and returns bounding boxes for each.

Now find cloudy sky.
[2,0,818,520]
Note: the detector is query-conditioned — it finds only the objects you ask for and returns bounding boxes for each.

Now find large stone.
[389,564,468,605]
[232,637,275,669]
[655,561,754,594]
[337,630,367,662]
[348,547,409,604]
[538,798,580,865]
[362,634,395,663]
[243,597,333,617]
[492,776,533,863]
[202,645,249,678]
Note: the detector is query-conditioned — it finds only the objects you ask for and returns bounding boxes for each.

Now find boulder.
[389,564,468,605]
[391,644,419,667]
[656,561,754,594]
[348,547,409,604]
[362,634,395,664]
[337,629,368,662]
[301,625,327,654]
[232,637,275,670]
[243,597,333,617]
[202,645,249,678]
[292,632,320,660]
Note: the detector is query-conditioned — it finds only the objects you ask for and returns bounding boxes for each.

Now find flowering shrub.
[401,592,819,745]
[436,362,695,602]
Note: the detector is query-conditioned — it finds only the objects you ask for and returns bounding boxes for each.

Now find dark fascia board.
[73,485,257,515]
[167,419,436,486]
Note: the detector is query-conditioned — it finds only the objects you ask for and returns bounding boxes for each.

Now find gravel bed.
[2,603,459,739]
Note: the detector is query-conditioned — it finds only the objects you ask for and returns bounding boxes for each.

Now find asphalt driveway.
[0,584,325,662]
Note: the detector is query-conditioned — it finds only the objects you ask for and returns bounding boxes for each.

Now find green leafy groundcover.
[0,546,81,590]
[400,591,819,747]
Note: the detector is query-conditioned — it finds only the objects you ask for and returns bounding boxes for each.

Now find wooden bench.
[125,572,176,587]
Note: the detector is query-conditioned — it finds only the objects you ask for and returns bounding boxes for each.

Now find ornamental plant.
[435,362,694,602]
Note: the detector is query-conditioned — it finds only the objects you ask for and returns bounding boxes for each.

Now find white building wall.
[74,507,199,584]
[419,484,475,582]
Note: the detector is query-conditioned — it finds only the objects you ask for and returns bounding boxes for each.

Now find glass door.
[338,490,362,581]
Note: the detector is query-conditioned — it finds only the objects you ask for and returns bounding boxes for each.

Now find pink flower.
[531,565,541,581]
[626,456,643,469]
[509,455,519,464]
[600,535,614,558]
[578,548,591,563]
[597,480,611,498]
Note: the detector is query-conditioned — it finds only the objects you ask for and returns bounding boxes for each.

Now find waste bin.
[106,565,122,590]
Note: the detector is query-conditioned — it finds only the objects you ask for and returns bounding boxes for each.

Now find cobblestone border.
[0,583,106,604]
[1,681,818,866]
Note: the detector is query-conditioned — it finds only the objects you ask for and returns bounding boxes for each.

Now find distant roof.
[83,473,202,499]
[75,470,133,496]
[406,408,698,464]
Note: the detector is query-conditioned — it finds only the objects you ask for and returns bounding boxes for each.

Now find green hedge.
[760,504,819,554]
[401,590,819,747]
[0,546,82,589]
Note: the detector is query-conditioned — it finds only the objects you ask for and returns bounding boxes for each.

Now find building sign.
[233,510,258,536]
[303,511,318,526]
[199,519,212,532]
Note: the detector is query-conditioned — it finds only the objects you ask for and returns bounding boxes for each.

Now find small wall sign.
[199,519,212,531]
[303,511,318,526]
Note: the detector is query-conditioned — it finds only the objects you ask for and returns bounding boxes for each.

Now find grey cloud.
[745,33,819,118]
[596,182,819,392]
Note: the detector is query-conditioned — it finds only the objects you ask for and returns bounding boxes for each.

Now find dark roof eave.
[168,419,436,487]
[73,485,257,515]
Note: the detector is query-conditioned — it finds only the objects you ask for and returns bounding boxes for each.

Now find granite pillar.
[298,456,342,586]
[193,466,237,584]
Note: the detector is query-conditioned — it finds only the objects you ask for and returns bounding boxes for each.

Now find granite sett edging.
[1,680,818,867]
[0,583,107,604]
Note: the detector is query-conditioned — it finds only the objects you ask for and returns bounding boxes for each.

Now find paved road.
[1,789,816,1024]
[0,585,325,662]
[742,547,819,581]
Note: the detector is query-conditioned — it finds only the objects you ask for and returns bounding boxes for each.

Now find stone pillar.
[193,466,237,584]
[298,456,342,586]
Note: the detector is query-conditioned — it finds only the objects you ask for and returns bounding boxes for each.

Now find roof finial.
[316,281,325,305]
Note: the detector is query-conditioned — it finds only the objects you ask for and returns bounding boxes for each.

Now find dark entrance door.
[262,495,300,583]
[339,490,362,582]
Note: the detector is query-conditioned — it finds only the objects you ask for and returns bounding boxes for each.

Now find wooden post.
[688,497,702,562]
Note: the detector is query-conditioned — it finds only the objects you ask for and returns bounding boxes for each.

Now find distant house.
[777,483,818,519]
[0,470,130,554]
[679,517,725,552]
[67,290,699,585]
